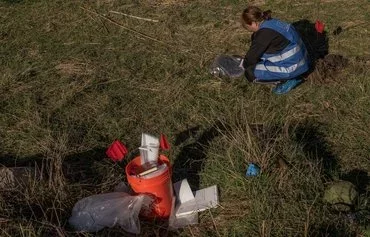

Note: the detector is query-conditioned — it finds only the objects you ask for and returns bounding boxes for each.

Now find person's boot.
[272,78,303,95]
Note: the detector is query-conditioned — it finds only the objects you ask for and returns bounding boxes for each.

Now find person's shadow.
[292,121,339,181]
[1,0,23,3]
[172,122,227,190]
[341,169,369,195]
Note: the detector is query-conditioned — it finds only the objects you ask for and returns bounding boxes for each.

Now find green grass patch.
[0,0,369,236]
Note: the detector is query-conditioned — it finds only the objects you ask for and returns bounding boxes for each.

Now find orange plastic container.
[126,155,173,219]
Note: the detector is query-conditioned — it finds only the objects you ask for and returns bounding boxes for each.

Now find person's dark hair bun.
[262,10,272,20]
[241,6,272,26]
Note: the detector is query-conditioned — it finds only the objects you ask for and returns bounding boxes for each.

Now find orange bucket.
[126,155,173,219]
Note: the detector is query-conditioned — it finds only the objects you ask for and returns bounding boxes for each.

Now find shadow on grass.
[173,122,227,190]
[292,19,329,73]
[0,154,63,225]
[309,223,357,237]
[63,148,107,184]
[293,122,339,180]
[172,120,340,190]
[0,147,122,187]
[1,0,23,3]
[0,148,120,227]
[174,126,202,146]
[0,153,44,170]
[341,169,369,195]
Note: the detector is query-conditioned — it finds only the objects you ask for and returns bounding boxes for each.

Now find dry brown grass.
[55,61,93,77]
[0,0,369,236]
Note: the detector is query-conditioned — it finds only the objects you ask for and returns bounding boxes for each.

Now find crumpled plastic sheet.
[210,55,245,78]
[69,191,152,234]
[168,196,199,230]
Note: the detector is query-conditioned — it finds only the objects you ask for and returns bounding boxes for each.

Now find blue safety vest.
[254,19,310,81]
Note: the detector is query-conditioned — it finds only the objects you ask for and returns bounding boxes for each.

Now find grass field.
[1,0,369,236]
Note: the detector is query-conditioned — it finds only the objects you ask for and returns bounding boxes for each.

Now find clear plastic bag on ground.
[69,192,152,234]
[210,55,245,78]
[168,196,199,230]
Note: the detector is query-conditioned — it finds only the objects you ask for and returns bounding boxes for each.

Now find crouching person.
[241,6,310,94]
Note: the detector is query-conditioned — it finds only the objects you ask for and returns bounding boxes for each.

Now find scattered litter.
[173,179,219,217]
[246,163,260,177]
[140,133,160,164]
[169,179,219,229]
[135,161,160,177]
[210,55,244,78]
[137,163,168,179]
[70,133,219,233]
[168,196,198,230]
[175,185,219,217]
[323,181,358,212]
[106,140,128,162]
[160,133,171,150]
[173,179,194,204]
[126,154,173,218]
[68,192,153,234]
[141,133,160,147]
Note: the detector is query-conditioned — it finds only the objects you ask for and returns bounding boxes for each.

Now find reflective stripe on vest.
[255,56,306,74]
[261,44,301,63]
[254,19,309,80]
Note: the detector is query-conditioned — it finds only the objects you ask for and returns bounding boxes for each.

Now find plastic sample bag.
[69,192,152,234]
[168,197,198,230]
[210,55,245,78]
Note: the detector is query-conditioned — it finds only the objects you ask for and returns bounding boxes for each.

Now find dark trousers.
[244,65,256,82]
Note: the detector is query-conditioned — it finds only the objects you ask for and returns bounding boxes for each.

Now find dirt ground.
[307,54,349,84]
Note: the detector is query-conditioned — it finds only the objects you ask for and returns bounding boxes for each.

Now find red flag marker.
[160,133,170,150]
[315,20,325,33]
[106,140,128,162]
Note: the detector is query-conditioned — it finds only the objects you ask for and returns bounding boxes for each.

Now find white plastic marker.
[174,182,219,217]
[173,179,195,204]
[140,133,160,164]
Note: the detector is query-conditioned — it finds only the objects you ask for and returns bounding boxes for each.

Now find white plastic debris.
[175,184,219,217]
[173,179,194,204]
[210,55,245,78]
[140,133,160,164]
[171,179,219,224]
[69,192,152,234]
[168,196,198,230]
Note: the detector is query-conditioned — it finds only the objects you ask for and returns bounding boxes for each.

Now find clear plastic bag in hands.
[210,55,245,78]
[69,192,152,234]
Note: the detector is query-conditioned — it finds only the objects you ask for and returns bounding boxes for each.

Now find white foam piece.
[139,146,159,164]
[175,185,218,217]
[140,133,160,164]
[141,133,159,147]
[168,196,198,230]
[173,179,195,204]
